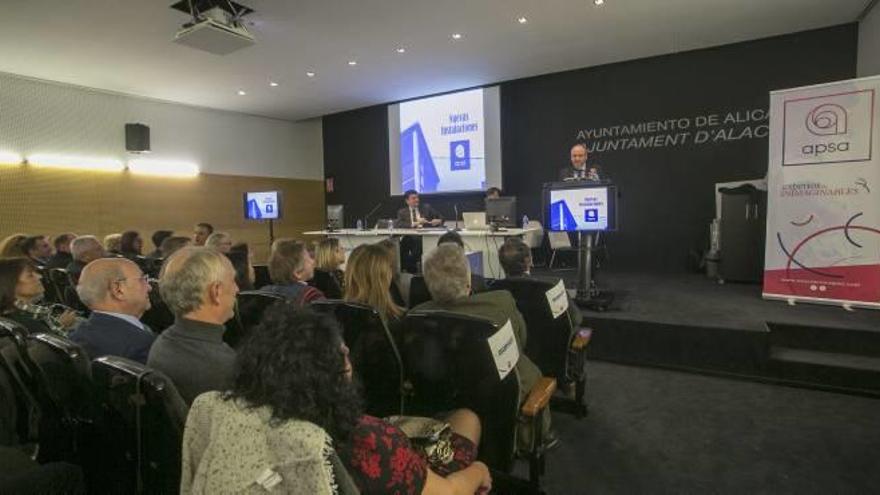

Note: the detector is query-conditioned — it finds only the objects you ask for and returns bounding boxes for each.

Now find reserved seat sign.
[545,280,569,319]
[488,319,520,380]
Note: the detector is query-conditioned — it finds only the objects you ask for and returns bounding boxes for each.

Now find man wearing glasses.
[69,258,155,363]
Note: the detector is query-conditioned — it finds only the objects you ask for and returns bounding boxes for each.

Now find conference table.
[304,227,539,279]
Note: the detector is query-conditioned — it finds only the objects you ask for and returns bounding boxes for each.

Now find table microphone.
[454,204,461,231]
[363,201,383,230]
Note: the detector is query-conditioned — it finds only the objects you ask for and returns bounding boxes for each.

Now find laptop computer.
[462,212,490,230]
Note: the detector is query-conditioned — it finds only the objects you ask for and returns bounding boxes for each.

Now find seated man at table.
[413,244,555,453]
[498,237,582,327]
[395,190,444,273]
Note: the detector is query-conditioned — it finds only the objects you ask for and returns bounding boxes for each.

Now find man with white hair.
[69,258,154,363]
[414,244,555,452]
[66,235,106,283]
[147,247,239,404]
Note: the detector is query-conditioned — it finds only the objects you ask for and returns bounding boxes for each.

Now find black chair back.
[0,318,68,461]
[253,264,271,289]
[401,310,520,471]
[490,278,574,381]
[141,281,174,333]
[311,300,404,416]
[91,356,187,495]
[408,275,432,308]
[26,333,94,422]
[310,269,343,299]
[224,291,285,348]
[46,268,71,304]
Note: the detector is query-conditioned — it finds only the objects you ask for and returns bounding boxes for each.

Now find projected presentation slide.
[549,187,611,231]
[244,191,280,220]
[388,87,501,195]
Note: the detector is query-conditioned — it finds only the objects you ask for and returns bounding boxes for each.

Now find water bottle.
[522,214,529,229]
[356,219,363,230]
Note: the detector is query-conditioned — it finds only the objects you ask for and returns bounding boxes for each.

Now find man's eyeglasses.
[115,274,154,284]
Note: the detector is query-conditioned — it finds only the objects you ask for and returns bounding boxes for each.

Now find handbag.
[384,415,455,466]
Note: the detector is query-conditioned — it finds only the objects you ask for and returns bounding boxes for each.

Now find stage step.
[767,322,880,357]
[769,347,880,393]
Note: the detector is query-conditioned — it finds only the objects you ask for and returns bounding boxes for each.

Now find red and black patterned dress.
[337,415,478,495]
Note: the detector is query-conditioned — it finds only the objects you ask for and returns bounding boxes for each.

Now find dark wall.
[323,24,858,271]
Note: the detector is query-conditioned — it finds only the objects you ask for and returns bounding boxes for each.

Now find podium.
[542,181,617,311]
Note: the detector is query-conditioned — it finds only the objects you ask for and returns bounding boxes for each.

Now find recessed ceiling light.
[451,33,462,40]
[594,0,604,5]
[306,71,316,78]
[348,60,357,66]
[269,81,279,87]
[517,16,528,24]
[237,90,246,95]
[396,47,406,54]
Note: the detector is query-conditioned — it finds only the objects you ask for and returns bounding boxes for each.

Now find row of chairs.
[0,317,186,493]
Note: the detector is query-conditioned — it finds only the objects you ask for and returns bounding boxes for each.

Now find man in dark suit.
[395,190,444,273]
[69,258,155,364]
[395,190,444,228]
[558,143,601,182]
[45,233,76,270]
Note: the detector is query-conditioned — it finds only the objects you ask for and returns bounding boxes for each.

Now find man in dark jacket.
[70,258,155,364]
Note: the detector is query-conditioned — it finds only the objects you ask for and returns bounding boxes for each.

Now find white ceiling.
[0,0,868,121]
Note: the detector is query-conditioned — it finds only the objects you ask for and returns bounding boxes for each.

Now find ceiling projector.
[171,0,255,55]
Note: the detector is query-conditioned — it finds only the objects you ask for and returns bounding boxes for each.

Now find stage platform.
[535,268,880,395]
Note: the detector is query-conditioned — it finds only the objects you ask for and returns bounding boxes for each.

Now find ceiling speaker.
[125,123,151,153]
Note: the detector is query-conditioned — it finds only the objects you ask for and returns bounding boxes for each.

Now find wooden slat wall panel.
[0,166,325,262]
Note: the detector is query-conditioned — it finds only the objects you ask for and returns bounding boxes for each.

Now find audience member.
[159,236,192,259]
[146,230,173,259]
[69,258,155,363]
[119,230,143,259]
[67,235,106,284]
[415,244,554,453]
[147,247,238,405]
[103,233,122,255]
[225,243,255,291]
[0,258,77,335]
[205,231,232,253]
[314,237,345,297]
[263,239,324,305]
[499,237,582,326]
[0,234,27,258]
[21,235,53,266]
[192,223,214,246]
[436,231,488,292]
[45,233,76,269]
[182,306,491,495]
[344,244,404,332]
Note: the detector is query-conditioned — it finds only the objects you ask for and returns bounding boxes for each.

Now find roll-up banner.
[764,75,880,309]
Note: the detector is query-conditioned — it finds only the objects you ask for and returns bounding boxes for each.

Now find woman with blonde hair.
[0,234,28,257]
[312,238,346,298]
[344,244,404,328]
[104,233,122,255]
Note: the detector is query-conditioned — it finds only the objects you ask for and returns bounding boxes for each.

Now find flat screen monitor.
[327,204,344,229]
[244,191,281,220]
[546,184,617,232]
[486,196,517,227]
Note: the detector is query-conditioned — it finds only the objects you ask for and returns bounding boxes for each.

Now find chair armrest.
[521,377,557,417]
[571,328,593,350]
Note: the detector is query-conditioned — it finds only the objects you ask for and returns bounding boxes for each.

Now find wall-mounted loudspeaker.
[125,123,151,153]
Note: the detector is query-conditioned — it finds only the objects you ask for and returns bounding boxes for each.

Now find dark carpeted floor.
[520,361,880,494]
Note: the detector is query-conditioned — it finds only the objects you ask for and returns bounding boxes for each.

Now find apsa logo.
[782,89,874,166]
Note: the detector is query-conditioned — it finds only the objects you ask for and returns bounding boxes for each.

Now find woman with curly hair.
[182,305,491,495]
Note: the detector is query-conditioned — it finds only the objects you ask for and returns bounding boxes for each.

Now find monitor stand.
[575,232,613,311]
